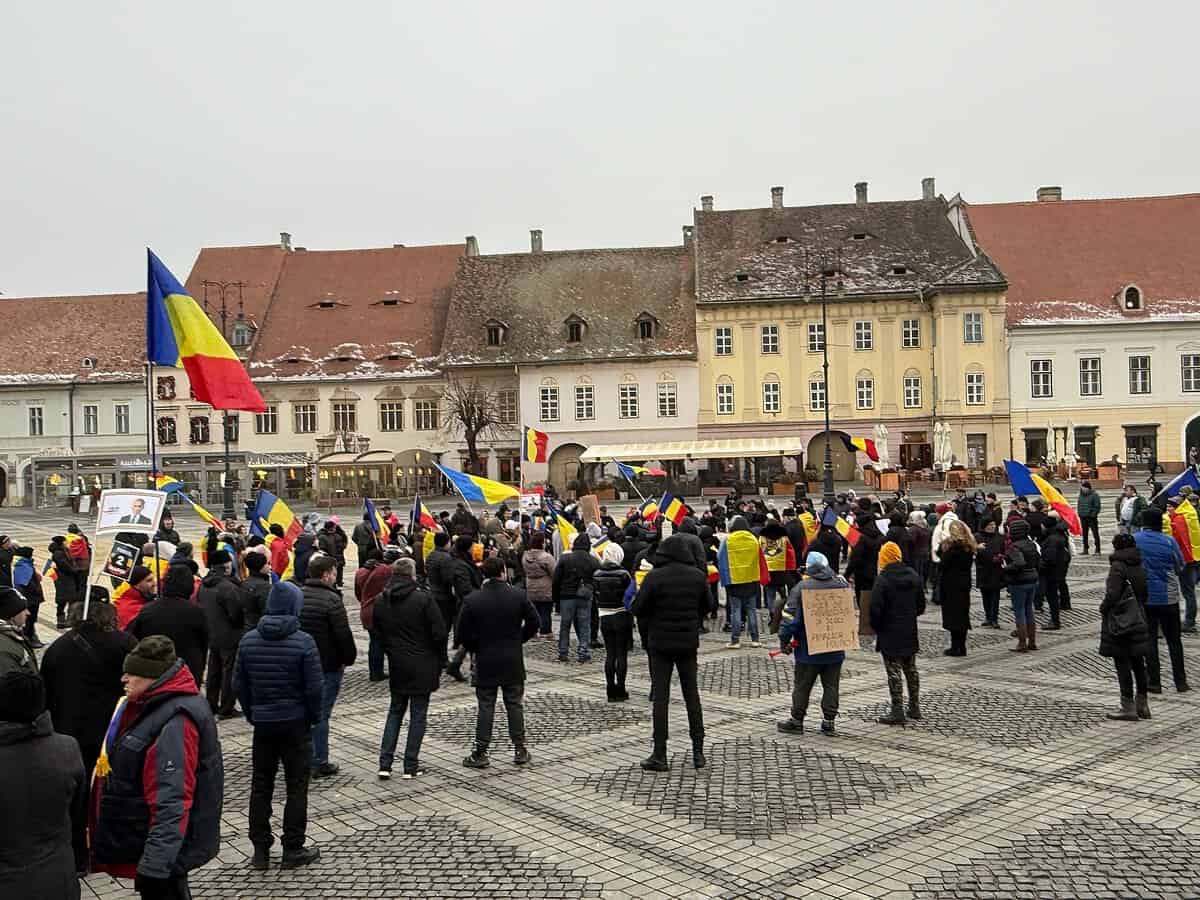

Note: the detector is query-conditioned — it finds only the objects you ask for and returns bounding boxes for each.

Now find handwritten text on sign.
[801,586,860,653]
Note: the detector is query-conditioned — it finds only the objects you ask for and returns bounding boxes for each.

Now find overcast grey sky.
[3,1,1196,297]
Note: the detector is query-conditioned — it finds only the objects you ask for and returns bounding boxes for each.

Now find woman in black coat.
[974,519,1005,628]
[938,520,976,656]
[1099,533,1152,721]
[48,537,80,629]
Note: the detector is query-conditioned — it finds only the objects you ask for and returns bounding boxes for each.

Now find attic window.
[80,357,96,370]
[380,299,399,307]
[567,321,583,343]
[485,319,507,347]
[318,300,337,309]
[1124,285,1143,310]
[230,322,253,347]
[638,319,654,340]
[892,265,909,275]
[735,273,750,282]
[852,232,869,240]
[286,357,301,364]
[774,236,792,244]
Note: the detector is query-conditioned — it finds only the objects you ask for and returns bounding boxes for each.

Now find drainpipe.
[67,380,77,452]
[915,286,936,463]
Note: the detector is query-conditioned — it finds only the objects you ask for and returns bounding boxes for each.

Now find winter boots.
[1009,623,1028,653]
[1106,698,1139,721]
[1027,618,1038,651]
[692,741,707,769]
[906,698,922,721]
[877,704,906,726]
[1135,693,1152,719]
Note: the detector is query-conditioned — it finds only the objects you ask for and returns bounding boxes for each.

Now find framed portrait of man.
[96,489,166,535]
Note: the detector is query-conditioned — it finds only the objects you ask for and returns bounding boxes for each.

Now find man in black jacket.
[619,524,649,576]
[299,555,357,777]
[632,535,708,772]
[317,519,348,588]
[374,558,447,779]
[424,531,456,648]
[242,549,272,631]
[458,557,538,769]
[552,533,600,663]
[443,537,482,681]
[198,549,245,719]
[235,580,323,870]
[1039,515,1071,630]
[129,565,210,689]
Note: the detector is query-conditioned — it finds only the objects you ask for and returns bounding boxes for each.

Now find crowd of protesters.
[0,471,1194,895]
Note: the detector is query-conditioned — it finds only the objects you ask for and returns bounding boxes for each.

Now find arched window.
[902,368,922,409]
[808,371,826,412]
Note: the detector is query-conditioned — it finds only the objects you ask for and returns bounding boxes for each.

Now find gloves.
[134,873,172,899]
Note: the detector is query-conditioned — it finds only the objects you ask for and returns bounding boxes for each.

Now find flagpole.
[146,362,161,596]
[612,458,648,503]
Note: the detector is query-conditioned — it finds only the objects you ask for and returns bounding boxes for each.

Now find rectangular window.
[496,389,518,425]
[189,416,210,444]
[539,387,559,422]
[1183,354,1200,393]
[714,327,732,357]
[903,376,921,409]
[657,382,677,418]
[156,376,176,400]
[716,382,734,415]
[618,384,639,419]
[965,372,985,406]
[901,318,921,348]
[762,381,781,414]
[331,401,357,432]
[114,403,130,435]
[854,320,873,351]
[83,404,99,435]
[224,413,239,443]
[963,312,984,343]
[379,402,404,432]
[1129,355,1151,394]
[156,416,177,445]
[809,380,826,412]
[807,323,825,352]
[255,405,279,434]
[638,318,654,340]
[574,385,594,421]
[293,403,317,434]
[28,406,44,437]
[856,377,874,410]
[760,324,780,354]
[414,399,439,431]
[1030,359,1053,398]
[1079,357,1102,396]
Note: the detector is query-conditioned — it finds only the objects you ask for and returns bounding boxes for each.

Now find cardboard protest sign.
[102,541,139,580]
[801,586,860,653]
[577,494,601,526]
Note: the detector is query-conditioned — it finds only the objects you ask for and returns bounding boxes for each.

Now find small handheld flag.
[639,496,660,521]
[250,489,303,542]
[153,473,184,493]
[660,493,687,526]
[435,463,520,505]
[822,507,861,547]
[523,426,549,463]
[411,495,438,530]
[364,497,389,539]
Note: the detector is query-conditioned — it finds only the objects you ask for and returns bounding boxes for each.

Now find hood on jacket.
[728,516,751,533]
[654,535,695,566]
[805,558,836,581]
[1009,519,1030,540]
[679,517,699,535]
[1110,545,1142,566]
[571,533,592,553]
[267,580,304,616]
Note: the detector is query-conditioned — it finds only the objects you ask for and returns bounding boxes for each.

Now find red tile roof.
[0,293,146,382]
[183,244,288,331]
[966,194,1200,326]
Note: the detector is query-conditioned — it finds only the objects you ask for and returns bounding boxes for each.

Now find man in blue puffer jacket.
[235,580,323,871]
[1134,507,1190,693]
[776,551,847,736]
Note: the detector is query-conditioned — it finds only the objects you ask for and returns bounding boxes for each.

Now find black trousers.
[1081,516,1101,553]
[1040,574,1061,626]
[1114,655,1149,699]
[475,683,526,751]
[139,874,193,899]
[1146,604,1188,688]
[248,720,313,852]
[980,587,1001,624]
[649,650,704,756]
[205,646,238,715]
[600,611,633,693]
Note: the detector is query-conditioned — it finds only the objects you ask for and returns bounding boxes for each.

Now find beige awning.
[581,438,805,462]
[316,451,359,465]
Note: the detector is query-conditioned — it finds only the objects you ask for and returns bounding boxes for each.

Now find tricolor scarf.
[93,696,128,780]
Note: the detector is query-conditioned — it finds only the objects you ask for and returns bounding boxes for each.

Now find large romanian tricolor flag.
[659,493,687,526]
[249,489,303,542]
[435,463,520,505]
[822,507,861,548]
[154,473,184,493]
[411,495,438,530]
[523,426,548,464]
[799,511,819,543]
[1168,499,1200,564]
[840,434,880,462]
[1003,459,1081,536]
[146,250,266,413]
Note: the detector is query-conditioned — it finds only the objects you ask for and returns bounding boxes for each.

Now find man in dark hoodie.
[552,532,600,663]
[777,551,848,736]
[130,565,210,689]
[845,514,885,626]
[675,517,708,574]
[443,536,482,682]
[198,549,245,720]
[291,532,317,584]
[632,535,708,771]
[235,580,323,871]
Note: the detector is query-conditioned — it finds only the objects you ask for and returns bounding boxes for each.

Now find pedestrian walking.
[1004,519,1041,653]
[374,558,446,779]
[235,580,323,871]
[632,535,708,771]
[719,516,768,649]
[974,519,1004,628]
[521,532,557,639]
[1098,533,1153,721]
[198,550,245,719]
[552,532,599,663]
[593,543,633,701]
[299,555,358,776]
[0,669,85,900]
[869,541,924,725]
[89,636,223,899]
[938,520,976,656]
[1134,507,1189,693]
[128,565,210,690]
[1077,481,1102,554]
[776,551,847,736]
[457,557,538,769]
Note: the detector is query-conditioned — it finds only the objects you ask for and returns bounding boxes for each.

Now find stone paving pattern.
[4,494,1200,898]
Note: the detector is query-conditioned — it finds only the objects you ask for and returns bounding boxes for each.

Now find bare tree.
[441,375,504,472]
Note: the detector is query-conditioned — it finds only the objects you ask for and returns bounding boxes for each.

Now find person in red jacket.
[114,566,157,631]
[354,548,398,681]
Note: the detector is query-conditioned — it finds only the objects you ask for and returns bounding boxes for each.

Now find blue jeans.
[311,668,343,767]
[379,692,429,773]
[558,595,592,661]
[1181,564,1198,628]
[533,599,554,635]
[1009,583,1036,626]
[368,629,386,680]
[729,589,759,643]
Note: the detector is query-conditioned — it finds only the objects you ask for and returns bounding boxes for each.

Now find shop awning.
[581,438,806,462]
[316,452,359,465]
[355,450,397,463]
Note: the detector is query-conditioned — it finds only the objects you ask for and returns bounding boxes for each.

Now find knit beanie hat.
[878,541,903,569]
[0,588,27,621]
[128,565,153,588]
[0,670,45,722]
[123,635,177,679]
[164,565,195,598]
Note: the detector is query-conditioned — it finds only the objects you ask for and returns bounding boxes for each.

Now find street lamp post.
[201,280,247,520]
[803,251,844,508]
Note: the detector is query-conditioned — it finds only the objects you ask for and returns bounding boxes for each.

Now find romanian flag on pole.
[411,495,438,530]
[1003,459,1081,535]
[154,473,184,493]
[1152,467,1200,504]
[614,460,667,479]
[840,434,880,462]
[639,496,660,521]
[249,489,303,541]
[523,426,548,463]
[434,463,520,505]
[822,507,861,548]
[146,250,266,412]
[660,493,687,526]
[364,497,389,538]
[799,511,819,543]
[189,498,223,530]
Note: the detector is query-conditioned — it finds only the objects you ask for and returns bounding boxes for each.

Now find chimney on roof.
[921,177,936,201]
[530,229,543,253]
[280,232,292,252]
[700,195,714,212]
[465,235,479,257]
[1036,186,1063,202]
[855,182,868,205]
[770,186,784,209]
[682,225,694,247]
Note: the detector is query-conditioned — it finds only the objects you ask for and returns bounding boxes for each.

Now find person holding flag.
[718,517,769,649]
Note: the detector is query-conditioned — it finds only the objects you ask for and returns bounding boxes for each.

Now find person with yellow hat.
[869,541,925,725]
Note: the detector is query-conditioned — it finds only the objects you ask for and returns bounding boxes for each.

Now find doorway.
[806,433,856,481]
[548,443,585,490]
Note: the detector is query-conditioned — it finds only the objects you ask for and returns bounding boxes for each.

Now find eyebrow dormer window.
[1124,285,1143,310]
[892,265,909,275]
